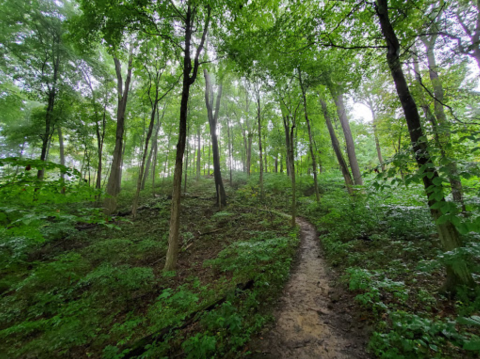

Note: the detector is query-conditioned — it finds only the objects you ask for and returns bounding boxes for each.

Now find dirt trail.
[251,218,371,359]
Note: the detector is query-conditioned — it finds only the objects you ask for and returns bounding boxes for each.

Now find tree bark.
[331,90,363,185]
[298,69,320,201]
[57,126,65,175]
[365,100,385,171]
[142,108,164,190]
[422,37,465,210]
[104,52,133,214]
[184,124,190,195]
[204,69,227,207]
[196,126,201,181]
[282,115,296,228]
[37,42,60,181]
[375,0,474,291]
[164,5,210,271]
[256,91,264,201]
[132,85,162,217]
[320,97,354,194]
[226,116,233,186]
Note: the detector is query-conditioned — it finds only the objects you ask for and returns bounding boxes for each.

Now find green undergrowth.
[302,177,480,358]
[242,171,480,358]
[0,172,299,358]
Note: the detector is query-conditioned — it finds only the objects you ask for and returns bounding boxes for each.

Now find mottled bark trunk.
[298,70,320,201]
[104,53,133,214]
[320,98,354,194]
[204,69,227,207]
[57,126,65,175]
[132,88,160,218]
[256,93,264,201]
[375,0,473,291]
[227,117,233,186]
[196,127,201,181]
[164,5,210,271]
[332,91,363,185]
[281,113,296,227]
[184,126,190,195]
[422,37,465,210]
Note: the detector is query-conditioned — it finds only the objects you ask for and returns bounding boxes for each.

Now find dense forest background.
[1,0,480,358]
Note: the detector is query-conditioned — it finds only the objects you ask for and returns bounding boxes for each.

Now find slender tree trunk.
[95,106,106,191]
[204,69,227,206]
[422,37,465,210]
[118,131,127,190]
[264,132,268,173]
[242,129,247,172]
[165,5,210,271]
[207,139,211,175]
[298,70,320,201]
[283,116,296,228]
[184,125,190,195]
[256,92,264,201]
[57,126,65,174]
[331,90,363,185]
[275,156,278,173]
[196,126,201,181]
[227,117,233,186]
[320,97,354,194]
[104,53,133,214]
[366,103,385,171]
[163,130,172,181]
[152,136,158,197]
[142,106,164,191]
[375,0,474,291]
[247,134,253,176]
[202,144,206,175]
[132,89,160,218]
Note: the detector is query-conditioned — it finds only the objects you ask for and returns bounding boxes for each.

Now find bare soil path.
[250,217,372,359]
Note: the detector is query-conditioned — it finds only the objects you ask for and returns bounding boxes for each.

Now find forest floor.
[250,217,371,359]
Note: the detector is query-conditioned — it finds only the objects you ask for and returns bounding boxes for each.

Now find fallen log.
[122,280,254,358]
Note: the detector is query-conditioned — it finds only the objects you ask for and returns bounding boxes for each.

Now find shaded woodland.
[1,0,480,358]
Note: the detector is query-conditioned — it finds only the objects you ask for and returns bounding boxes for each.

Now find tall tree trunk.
[366,102,385,171]
[227,116,233,186]
[331,90,363,185]
[184,125,190,195]
[152,135,158,197]
[319,97,354,194]
[264,132,268,173]
[207,139,211,175]
[242,129,247,172]
[247,134,253,176]
[163,128,172,181]
[204,69,227,207]
[142,105,164,191]
[422,37,465,210]
[196,126,201,181]
[118,131,127,190]
[104,53,133,214]
[256,92,264,201]
[132,87,161,217]
[282,115,296,228]
[95,102,107,191]
[375,0,474,291]
[298,69,320,201]
[57,126,65,175]
[165,5,210,271]
[37,44,60,181]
